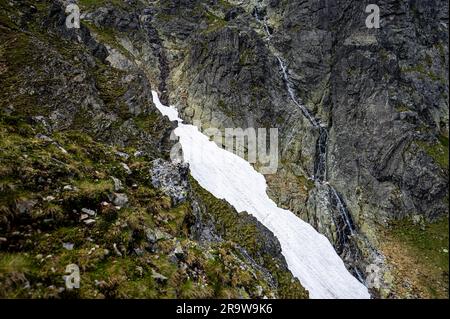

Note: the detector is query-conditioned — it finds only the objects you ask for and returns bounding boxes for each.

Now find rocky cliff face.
[147,0,449,297]
[0,0,448,299]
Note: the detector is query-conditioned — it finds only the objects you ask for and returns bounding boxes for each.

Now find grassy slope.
[379,217,449,298]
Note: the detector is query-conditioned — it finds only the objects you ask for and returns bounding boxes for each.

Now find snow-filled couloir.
[151,91,370,299]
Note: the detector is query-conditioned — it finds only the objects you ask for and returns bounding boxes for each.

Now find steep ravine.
[151,90,370,299]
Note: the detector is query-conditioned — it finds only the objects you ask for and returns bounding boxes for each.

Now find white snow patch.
[151,91,370,299]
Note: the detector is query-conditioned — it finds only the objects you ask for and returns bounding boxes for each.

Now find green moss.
[0,31,40,116]
[83,21,134,61]
[395,103,410,112]
[1,114,284,298]
[379,49,389,62]
[78,0,128,10]
[387,217,449,298]
[134,113,160,131]
[92,65,129,113]
[203,11,227,33]
[0,253,32,274]
[401,63,444,83]
[390,217,448,271]
[417,135,449,169]
[436,42,446,64]
[239,49,256,66]
[297,175,315,192]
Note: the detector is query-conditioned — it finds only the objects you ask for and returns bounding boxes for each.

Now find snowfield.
[152,91,370,299]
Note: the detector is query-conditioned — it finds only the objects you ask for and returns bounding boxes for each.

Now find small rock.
[44,196,55,202]
[146,228,170,244]
[150,159,189,205]
[80,214,89,221]
[95,280,107,287]
[121,163,132,175]
[411,215,422,225]
[57,146,68,154]
[84,219,96,225]
[36,134,53,142]
[113,243,122,257]
[63,243,74,250]
[16,199,38,214]
[0,237,7,243]
[168,253,178,264]
[146,230,157,244]
[112,193,128,207]
[151,270,168,283]
[63,185,74,191]
[81,208,96,216]
[110,176,123,192]
[256,285,263,297]
[443,249,448,253]
[116,151,130,160]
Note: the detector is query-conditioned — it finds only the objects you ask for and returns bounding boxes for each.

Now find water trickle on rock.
[254,5,364,284]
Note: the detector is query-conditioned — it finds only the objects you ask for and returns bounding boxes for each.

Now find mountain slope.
[0,0,307,299]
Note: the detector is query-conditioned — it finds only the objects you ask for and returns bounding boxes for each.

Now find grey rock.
[115,151,130,160]
[63,243,74,250]
[84,219,96,225]
[15,199,38,215]
[112,193,129,207]
[62,185,75,192]
[81,208,96,216]
[146,228,170,244]
[150,159,190,206]
[151,270,168,282]
[35,134,53,142]
[110,176,124,192]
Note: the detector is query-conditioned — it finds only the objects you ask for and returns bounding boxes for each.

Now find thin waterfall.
[329,186,355,236]
[254,5,363,283]
[276,56,319,127]
[314,127,328,181]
